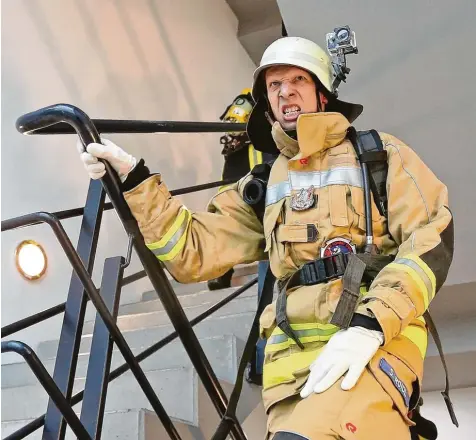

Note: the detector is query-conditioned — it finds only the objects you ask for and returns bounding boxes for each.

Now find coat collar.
[271,112,350,159]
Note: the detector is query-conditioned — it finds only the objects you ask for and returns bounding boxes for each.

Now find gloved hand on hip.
[300,326,384,398]
[77,138,137,182]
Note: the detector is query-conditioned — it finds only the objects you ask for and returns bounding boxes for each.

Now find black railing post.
[80,256,124,439]
[43,179,105,440]
[1,341,91,440]
[16,104,247,440]
[2,277,259,440]
[5,211,183,440]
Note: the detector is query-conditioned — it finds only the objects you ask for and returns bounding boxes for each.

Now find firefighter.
[78,36,453,439]
[207,88,274,292]
[208,88,277,386]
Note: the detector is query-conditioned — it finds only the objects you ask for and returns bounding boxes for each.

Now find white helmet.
[252,37,335,98]
[247,37,363,153]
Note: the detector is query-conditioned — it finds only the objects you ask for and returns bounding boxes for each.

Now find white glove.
[77,138,137,182]
[300,326,384,398]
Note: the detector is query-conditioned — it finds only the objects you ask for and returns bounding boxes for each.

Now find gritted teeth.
[282,105,301,114]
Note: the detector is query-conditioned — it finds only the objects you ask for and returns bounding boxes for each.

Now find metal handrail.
[1,268,147,338]
[1,303,66,338]
[2,104,265,440]
[1,341,91,439]
[7,209,182,438]
[11,103,249,440]
[27,118,246,135]
[4,277,258,440]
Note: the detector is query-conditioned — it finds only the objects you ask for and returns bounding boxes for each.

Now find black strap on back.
[211,265,275,440]
[352,129,388,217]
[423,311,459,427]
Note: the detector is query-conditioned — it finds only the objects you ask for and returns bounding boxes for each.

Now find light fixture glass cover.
[15,240,47,280]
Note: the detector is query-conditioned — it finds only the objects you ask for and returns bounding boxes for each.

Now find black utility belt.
[287,252,351,290]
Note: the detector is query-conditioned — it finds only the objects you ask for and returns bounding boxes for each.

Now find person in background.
[208,89,277,386]
[207,89,275,292]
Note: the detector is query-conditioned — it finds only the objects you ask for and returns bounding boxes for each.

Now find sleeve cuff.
[357,299,402,346]
[121,158,154,192]
[349,313,383,332]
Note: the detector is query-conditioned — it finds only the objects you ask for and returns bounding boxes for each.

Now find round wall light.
[15,240,48,281]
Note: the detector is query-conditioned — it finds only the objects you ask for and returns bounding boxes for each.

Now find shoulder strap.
[353,129,388,217]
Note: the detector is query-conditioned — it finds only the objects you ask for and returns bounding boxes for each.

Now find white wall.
[1,0,256,363]
[421,388,476,439]
[278,0,476,287]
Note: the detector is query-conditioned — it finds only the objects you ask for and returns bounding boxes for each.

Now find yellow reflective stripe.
[401,324,428,358]
[256,149,263,165]
[263,347,324,389]
[248,144,256,169]
[401,254,436,299]
[386,262,430,309]
[147,208,191,261]
[248,145,263,169]
[218,184,233,193]
[266,323,339,353]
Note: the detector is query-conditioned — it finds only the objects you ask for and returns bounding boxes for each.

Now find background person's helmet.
[220,88,254,124]
[219,88,254,156]
[247,37,363,153]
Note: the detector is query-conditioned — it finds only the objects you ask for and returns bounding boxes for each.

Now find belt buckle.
[322,252,347,282]
[303,262,318,284]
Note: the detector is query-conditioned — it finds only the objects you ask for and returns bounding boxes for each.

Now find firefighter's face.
[265,66,324,131]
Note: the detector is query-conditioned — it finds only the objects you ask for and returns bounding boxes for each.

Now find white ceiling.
[225,0,283,64]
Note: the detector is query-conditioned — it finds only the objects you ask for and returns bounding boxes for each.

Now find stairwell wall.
[1,0,256,364]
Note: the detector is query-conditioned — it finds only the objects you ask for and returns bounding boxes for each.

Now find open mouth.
[281,104,301,121]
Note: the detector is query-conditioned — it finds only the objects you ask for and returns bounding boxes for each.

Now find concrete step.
[37,311,257,363]
[423,350,476,392]
[121,282,260,316]
[1,408,199,440]
[2,334,244,390]
[2,366,198,424]
[1,380,263,440]
[83,288,260,335]
[149,262,259,297]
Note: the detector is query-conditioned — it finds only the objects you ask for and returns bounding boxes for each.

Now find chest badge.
[290,186,316,211]
[320,237,356,258]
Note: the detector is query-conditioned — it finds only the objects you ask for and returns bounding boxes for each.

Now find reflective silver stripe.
[289,167,362,189]
[266,167,363,206]
[267,327,339,345]
[394,257,434,299]
[151,209,191,258]
[266,181,291,206]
